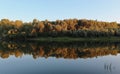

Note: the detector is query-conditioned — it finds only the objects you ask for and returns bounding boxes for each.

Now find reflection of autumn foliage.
[32,46,119,59]
[0,42,120,59]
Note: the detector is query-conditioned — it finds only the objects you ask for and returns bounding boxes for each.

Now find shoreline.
[26,37,120,42]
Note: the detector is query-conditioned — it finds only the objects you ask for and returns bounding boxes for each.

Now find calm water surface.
[0,42,120,74]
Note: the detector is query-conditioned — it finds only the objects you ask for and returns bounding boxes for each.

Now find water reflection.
[0,41,120,59]
[104,63,116,73]
[0,42,120,74]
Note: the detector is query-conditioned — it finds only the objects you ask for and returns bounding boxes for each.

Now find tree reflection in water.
[0,41,120,59]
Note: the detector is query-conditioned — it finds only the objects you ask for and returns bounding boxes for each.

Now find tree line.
[0,18,120,39]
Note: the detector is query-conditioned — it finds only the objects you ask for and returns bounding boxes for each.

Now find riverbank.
[26,37,120,42]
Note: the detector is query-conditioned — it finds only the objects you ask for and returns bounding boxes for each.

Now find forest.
[0,18,120,40]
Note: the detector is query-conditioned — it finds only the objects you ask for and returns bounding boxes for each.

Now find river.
[0,42,120,74]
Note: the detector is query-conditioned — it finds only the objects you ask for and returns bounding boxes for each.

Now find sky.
[0,0,120,22]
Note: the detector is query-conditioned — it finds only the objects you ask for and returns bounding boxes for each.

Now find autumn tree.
[14,20,23,29]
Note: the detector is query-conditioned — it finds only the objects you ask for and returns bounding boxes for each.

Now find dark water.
[0,42,120,74]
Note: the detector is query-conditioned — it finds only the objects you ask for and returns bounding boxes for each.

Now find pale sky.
[0,0,120,22]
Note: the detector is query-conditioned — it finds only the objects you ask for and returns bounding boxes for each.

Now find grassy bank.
[27,37,120,42]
